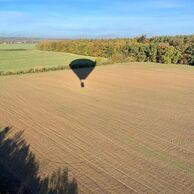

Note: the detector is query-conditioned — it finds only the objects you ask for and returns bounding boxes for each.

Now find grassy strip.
[0,65,69,76]
[0,58,108,76]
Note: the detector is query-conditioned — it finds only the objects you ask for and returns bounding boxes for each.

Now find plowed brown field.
[1,63,194,193]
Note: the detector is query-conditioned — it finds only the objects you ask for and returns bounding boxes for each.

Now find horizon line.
[0,33,194,40]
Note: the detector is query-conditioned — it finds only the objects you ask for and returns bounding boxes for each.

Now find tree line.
[37,35,194,65]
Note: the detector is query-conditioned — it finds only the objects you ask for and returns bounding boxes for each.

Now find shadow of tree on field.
[69,59,96,87]
[0,127,78,194]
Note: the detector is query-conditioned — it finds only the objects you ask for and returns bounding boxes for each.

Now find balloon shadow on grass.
[0,126,78,194]
[69,59,96,88]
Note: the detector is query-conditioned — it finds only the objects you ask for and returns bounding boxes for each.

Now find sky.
[0,0,194,38]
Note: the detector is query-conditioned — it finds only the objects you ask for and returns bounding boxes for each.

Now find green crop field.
[0,43,99,75]
[0,43,36,50]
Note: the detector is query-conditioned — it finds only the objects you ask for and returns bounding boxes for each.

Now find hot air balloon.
[69,59,96,87]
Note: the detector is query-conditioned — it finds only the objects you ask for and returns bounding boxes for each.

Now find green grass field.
[0,43,36,50]
[0,43,99,74]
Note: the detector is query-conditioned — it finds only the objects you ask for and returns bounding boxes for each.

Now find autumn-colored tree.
[36,35,194,65]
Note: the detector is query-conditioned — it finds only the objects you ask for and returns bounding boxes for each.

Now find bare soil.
[0,63,194,193]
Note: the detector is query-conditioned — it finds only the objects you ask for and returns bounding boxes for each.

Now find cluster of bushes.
[37,35,194,65]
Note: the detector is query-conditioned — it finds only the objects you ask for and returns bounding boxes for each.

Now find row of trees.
[37,35,194,65]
